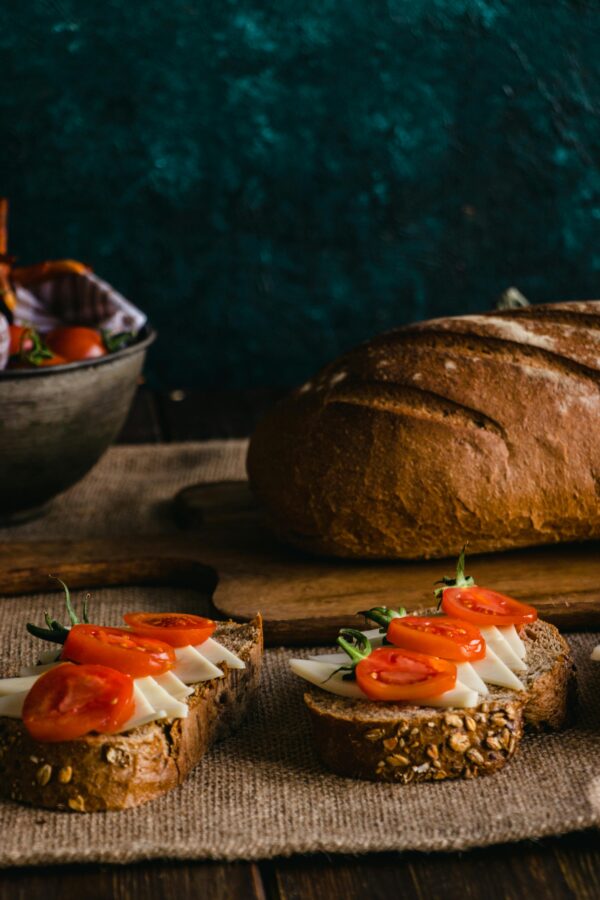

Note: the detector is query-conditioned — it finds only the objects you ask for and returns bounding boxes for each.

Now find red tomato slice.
[22,663,134,742]
[61,624,175,676]
[45,326,106,361]
[387,615,486,661]
[441,586,538,626]
[123,612,216,648]
[355,647,457,702]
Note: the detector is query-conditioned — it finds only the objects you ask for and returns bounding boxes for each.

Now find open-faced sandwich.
[0,583,262,811]
[291,552,575,783]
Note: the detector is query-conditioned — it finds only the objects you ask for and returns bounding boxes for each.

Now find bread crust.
[247,300,600,559]
[303,619,574,782]
[305,691,524,783]
[520,620,577,730]
[0,617,263,812]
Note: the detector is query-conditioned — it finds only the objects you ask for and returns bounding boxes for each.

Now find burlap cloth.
[0,443,599,865]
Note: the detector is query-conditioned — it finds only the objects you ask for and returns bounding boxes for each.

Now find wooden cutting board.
[1,481,600,645]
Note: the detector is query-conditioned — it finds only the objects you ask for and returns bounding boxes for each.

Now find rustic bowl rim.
[0,325,156,379]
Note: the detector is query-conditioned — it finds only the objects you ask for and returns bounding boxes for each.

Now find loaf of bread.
[305,619,574,783]
[247,301,600,559]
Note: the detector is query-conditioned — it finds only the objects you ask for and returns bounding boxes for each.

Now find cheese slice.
[471,646,525,690]
[154,670,194,699]
[0,690,28,717]
[290,659,364,698]
[290,659,479,708]
[423,682,478,709]
[479,627,527,672]
[498,624,527,660]
[118,681,167,732]
[455,661,489,695]
[173,646,223,683]
[134,676,189,719]
[195,637,245,670]
[0,674,42,695]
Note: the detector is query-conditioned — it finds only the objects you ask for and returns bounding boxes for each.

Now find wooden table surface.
[5,386,600,899]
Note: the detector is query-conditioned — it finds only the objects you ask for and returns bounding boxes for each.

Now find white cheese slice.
[290,659,365,698]
[423,682,479,709]
[0,690,28,717]
[498,624,527,660]
[0,674,42,695]
[118,681,167,732]
[290,659,478,708]
[154,670,194,699]
[455,661,489,695]
[195,637,245,670]
[479,627,527,672]
[134,676,189,719]
[173,646,223,684]
[471,646,525,690]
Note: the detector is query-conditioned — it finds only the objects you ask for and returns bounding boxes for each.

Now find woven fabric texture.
[0,443,598,864]
[4,441,249,539]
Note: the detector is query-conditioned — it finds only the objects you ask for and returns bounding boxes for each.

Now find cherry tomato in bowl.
[8,324,35,357]
[45,326,106,362]
[355,647,457,702]
[441,586,538,627]
[61,623,175,676]
[22,663,135,742]
[123,612,216,648]
[387,615,486,661]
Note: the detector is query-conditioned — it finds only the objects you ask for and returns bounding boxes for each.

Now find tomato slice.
[355,647,457,702]
[61,623,175,676]
[22,663,134,742]
[123,612,216,648]
[441,586,538,627]
[387,615,485,661]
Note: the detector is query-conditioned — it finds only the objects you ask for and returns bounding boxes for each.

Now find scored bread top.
[247,299,600,559]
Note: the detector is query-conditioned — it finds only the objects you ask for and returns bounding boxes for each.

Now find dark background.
[2,0,600,389]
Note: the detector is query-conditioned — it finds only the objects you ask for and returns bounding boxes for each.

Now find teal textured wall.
[2,1,600,388]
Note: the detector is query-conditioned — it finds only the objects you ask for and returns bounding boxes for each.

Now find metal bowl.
[0,327,156,525]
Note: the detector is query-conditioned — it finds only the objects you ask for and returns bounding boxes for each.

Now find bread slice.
[303,619,574,783]
[0,617,263,812]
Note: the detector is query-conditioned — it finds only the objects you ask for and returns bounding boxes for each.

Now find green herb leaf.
[433,544,475,603]
[27,578,93,646]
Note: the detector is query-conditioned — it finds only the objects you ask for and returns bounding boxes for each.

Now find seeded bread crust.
[0,617,263,812]
[303,619,574,783]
